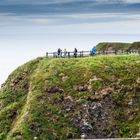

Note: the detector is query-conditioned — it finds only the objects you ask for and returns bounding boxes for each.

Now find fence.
[46,49,140,58]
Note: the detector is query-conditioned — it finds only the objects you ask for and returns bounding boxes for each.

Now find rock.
[77,85,89,92]
[59,73,68,82]
[0,105,3,110]
[78,86,84,91]
[47,86,64,93]
[81,133,86,139]
[88,85,92,91]
[136,133,140,138]
[136,77,140,84]
[88,103,102,118]
[14,135,23,140]
[128,98,137,107]
[65,96,73,102]
[34,137,38,140]
[80,119,93,133]
[128,100,133,107]
[62,76,68,82]
[100,87,113,96]
[111,75,117,82]
[89,76,102,84]
[64,104,74,113]
[59,73,65,77]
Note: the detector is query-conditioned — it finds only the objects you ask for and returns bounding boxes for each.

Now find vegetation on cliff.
[0,55,140,140]
[96,42,140,51]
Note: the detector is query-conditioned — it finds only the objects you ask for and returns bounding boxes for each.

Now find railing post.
[80,51,81,57]
[53,52,55,58]
[68,52,70,58]
[46,52,48,57]
[80,51,83,57]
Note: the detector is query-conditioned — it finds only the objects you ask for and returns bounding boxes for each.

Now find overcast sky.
[0,0,140,86]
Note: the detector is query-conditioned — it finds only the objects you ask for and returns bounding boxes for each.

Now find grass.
[0,55,140,139]
[96,42,131,51]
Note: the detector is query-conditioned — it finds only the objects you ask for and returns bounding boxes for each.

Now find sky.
[0,0,140,86]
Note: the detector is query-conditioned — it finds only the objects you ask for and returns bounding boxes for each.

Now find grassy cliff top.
[0,55,140,139]
[96,42,131,51]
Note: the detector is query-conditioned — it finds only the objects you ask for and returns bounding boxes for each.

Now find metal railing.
[46,49,140,58]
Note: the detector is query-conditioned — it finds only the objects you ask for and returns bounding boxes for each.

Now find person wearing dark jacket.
[57,48,62,58]
[74,48,78,58]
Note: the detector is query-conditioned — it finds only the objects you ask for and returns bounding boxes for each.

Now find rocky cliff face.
[0,55,140,140]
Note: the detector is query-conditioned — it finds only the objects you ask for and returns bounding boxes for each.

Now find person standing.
[57,48,62,58]
[74,48,78,58]
[64,48,67,58]
[91,46,97,56]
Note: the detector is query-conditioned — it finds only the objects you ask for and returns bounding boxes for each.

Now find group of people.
[57,48,78,58]
[56,46,96,58]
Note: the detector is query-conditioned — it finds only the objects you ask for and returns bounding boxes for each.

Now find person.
[57,48,62,58]
[63,48,67,58]
[74,48,78,58]
[91,46,97,56]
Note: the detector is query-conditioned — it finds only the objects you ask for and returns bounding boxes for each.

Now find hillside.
[0,55,140,139]
[96,42,131,51]
[129,42,140,50]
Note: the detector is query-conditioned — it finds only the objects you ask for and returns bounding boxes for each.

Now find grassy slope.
[96,42,131,51]
[0,55,140,139]
[129,42,140,50]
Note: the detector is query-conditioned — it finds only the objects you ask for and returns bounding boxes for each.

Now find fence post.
[53,52,55,58]
[81,51,83,57]
[68,52,70,58]
[46,52,48,57]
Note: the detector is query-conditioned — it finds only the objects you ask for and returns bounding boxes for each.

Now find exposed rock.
[47,86,64,93]
[89,76,102,84]
[80,119,93,133]
[88,103,102,118]
[111,75,118,82]
[76,85,89,92]
[0,105,3,110]
[100,87,113,96]
[136,77,140,84]
[88,85,92,92]
[81,133,87,139]
[34,136,38,140]
[128,100,133,107]
[65,96,73,102]
[59,73,68,82]
[59,73,65,77]
[62,76,68,82]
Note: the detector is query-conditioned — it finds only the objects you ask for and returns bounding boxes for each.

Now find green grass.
[0,55,140,139]
[96,42,131,51]
[129,42,140,50]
